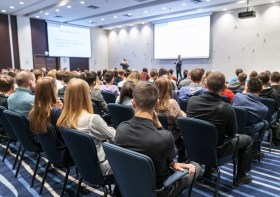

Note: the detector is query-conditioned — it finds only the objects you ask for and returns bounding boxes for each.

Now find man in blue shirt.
[8,71,36,117]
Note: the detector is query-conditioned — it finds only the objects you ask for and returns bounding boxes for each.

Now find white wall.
[17,16,33,70]
[89,28,109,71]
[107,3,280,79]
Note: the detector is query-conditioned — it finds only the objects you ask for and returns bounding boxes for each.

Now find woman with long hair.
[57,78,115,175]
[115,81,134,107]
[154,76,187,162]
[29,77,63,134]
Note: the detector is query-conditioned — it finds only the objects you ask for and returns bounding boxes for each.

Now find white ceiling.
[0,0,277,28]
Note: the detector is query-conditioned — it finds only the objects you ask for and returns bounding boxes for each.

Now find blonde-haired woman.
[57,78,115,175]
[127,71,140,84]
[154,76,187,162]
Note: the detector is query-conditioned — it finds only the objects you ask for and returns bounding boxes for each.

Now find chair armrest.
[163,169,189,188]
[221,134,240,146]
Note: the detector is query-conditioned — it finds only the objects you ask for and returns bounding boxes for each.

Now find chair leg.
[214,168,220,197]
[13,145,21,170]
[61,167,70,197]
[103,186,108,197]
[269,129,273,153]
[75,177,83,197]
[39,162,50,194]
[15,149,25,178]
[31,153,41,187]
[75,167,79,178]
[2,139,11,162]
[233,159,237,187]
[188,171,196,197]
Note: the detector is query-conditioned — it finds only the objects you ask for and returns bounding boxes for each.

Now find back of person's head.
[168,69,174,75]
[127,71,140,84]
[62,71,75,85]
[206,71,225,94]
[97,70,102,76]
[33,69,44,80]
[247,77,262,93]
[183,70,188,78]
[124,71,131,78]
[56,70,64,81]
[15,70,35,88]
[150,69,158,78]
[235,68,243,77]
[104,71,114,83]
[205,70,212,78]
[265,70,271,78]
[7,71,16,78]
[119,81,135,104]
[47,70,56,79]
[142,68,148,73]
[249,70,258,79]
[57,78,93,129]
[158,68,168,77]
[191,68,204,83]
[29,77,57,133]
[258,72,270,85]
[132,81,159,111]
[84,71,97,86]
[154,76,172,112]
[118,69,125,77]
[0,75,14,93]
[238,73,247,84]
[271,71,280,83]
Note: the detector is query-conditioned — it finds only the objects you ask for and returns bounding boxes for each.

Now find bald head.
[15,71,36,89]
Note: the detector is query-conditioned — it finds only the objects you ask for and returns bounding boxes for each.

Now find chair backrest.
[260,97,275,123]
[233,106,248,134]
[220,96,230,103]
[178,117,218,167]
[60,128,105,185]
[157,113,168,130]
[103,142,156,197]
[178,100,188,112]
[107,103,134,129]
[3,110,41,152]
[101,91,116,104]
[0,106,17,141]
[37,125,69,166]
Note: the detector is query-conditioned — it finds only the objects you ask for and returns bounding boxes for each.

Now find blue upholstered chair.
[220,95,230,103]
[103,142,194,197]
[178,117,239,197]
[101,91,117,104]
[107,103,134,129]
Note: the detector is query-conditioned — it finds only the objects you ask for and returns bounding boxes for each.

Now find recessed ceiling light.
[113,16,117,19]
[127,13,132,16]
[162,7,166,10]
[223,8,228,11]
[67,5,71,8]
[45,12,49,15]
[144,10,148,13]
[55,9,60,12]
[10,6,15,9]
[182,3,186,6]
[101,18,105,21]
[271,0,276,2]
[36,16,40,18]
[1,9,6,13]
[142,22,145,24]
[19,1,24,5]
[80,1,85,4]
[88,20,92,23]
[198,8,203,11]
[206,0,210,2]
[39,10,43,13]
[237,0,246,3]
[130,24,133,26]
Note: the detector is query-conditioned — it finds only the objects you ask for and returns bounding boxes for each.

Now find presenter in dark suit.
[120,58,129,70]
[175,55,182,80]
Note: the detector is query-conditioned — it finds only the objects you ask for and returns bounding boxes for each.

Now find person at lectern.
[120,58,129,70]
[175,55,182,80]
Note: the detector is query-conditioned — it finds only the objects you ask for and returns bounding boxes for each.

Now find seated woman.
[29,77,64,142]
[100,71,120,96]
[115,81,134,107]
[154,76,187,162]
[57,78,115,176]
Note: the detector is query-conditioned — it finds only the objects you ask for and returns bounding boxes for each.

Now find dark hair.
[247,77,262,93]
[271,71,280,83]
[118,69,125,76]
[207,71,225,93]
[238,73,247,83]
[7,71,16,78]
[158,68,168,77]
[258,72,270,85]
[168,69,174,75]
[150,69,157,78]
[191,68,204,82]
[132,81,159,110]
[183,70,188,78]
[119,81,135,104]
[0,75,14,92]
[249,70,258,79]
[56,70,64,80]
[142,68,148,73]
[84,71,97,86]
[33,69,44,80]
[104,71,114,83]
[62,71,75,84]
[235,68,243,77]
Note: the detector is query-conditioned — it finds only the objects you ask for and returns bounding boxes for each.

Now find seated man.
[258,72,277,100]
[230,68,243,83]
[178,68,206,102]
[8,71,36,117]
[178,70,191,89]
[228,72,247,92]
[115,81,201,196]
[100,71,120,96]
[187,71,253,185]
[58,71,75,97]
[271,71,280,94]
[0,75,14,108]
[232,78,268,137]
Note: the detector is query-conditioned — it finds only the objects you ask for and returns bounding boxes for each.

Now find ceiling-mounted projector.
[238,10,256,19]
[238,0,256,19]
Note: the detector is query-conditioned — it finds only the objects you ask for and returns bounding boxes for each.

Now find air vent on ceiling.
[134,0,152,2]
[87,5,99,9]
[190,0,203,3]
[123,14,133,17]
[55,15,63,18]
